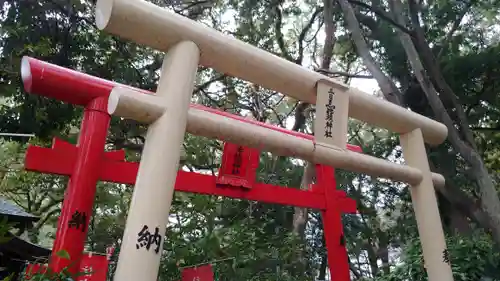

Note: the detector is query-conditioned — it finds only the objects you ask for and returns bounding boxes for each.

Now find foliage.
[374,230,500,281]
[17,250,92,281]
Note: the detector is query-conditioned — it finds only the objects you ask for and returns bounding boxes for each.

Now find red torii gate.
[21,56,361,281]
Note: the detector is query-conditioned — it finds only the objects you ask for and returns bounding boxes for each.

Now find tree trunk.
[473,159,500,243]
[377,235,390,274]
[344,0,494,240]
[318,252,328,280]
[338,0,403,105]
[322,0,336,70]
[293,162,316,235]
[290,0,339,274]
[390,0,500,246]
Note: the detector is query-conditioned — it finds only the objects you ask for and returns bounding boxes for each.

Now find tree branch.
[274,5,294,62]
[471,126,500,132]
[391,0,500,246]
[437,0,476,59]
[349,259,363,279]
[347,0,412,35]
[428,159,491,232]
[296,7,324,65]
[321,0,336,69]
[34,208,61,231]
[407,0,477,151]
[315,68,374,78]
[195,74,226,93]
[338,0,403,105]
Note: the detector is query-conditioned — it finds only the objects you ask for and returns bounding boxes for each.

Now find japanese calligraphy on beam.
[68,210,87,233]
[314,79,349,149]
[136,225,162,254]
[217,114,260,189]
[113,41,200,281]
[78,253,109,281]
[217,143,259,189]
[107,87,447,188]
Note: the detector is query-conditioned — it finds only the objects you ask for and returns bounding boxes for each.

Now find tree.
[337,0,500,245]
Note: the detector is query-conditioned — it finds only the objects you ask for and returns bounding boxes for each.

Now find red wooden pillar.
[316,164,356,281]
[49,97,110,272]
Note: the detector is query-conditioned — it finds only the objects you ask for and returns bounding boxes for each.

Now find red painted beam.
[21,57,362,153]
[25,140,358,211]
[21,57,149,106]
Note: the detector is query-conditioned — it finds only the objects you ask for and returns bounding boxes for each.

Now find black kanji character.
[324,130,333,138]
[136,225,162,254]
[325,104,336,117]
[232,146,243,175]
[327,91,335,106]
[68,210,87,232]
[442,249,450,264]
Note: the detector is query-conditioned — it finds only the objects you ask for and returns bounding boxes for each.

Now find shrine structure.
[92,0,454,280]
[17,0,455,279]
[21,57,360,281]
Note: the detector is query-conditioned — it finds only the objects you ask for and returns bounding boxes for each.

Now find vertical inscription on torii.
[232,146,244,175]
[315,80,349,150]
[136,225,162,254]
[324,88,336,138]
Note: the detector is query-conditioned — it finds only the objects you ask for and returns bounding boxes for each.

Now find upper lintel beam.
[96,0,447,145]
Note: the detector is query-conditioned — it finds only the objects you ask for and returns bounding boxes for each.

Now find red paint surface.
[316,165,356,281]
[49,99,110,273]
[77,253,109,281]
[21,57,148,106]
[181,265,214,281]
[25,253,109,281]
[25,138,327,209]
[26,138,357,281]
[25,263,47,278]
[217,143,259,189]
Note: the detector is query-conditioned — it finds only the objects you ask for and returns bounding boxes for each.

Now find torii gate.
[21,57,361,281]
[91,1,454,281]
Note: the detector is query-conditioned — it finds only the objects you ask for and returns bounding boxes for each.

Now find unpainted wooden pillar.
[400,128,454,281]
[113,41,200,281]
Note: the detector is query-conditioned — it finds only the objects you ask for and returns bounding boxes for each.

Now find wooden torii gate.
[21,57,360,281]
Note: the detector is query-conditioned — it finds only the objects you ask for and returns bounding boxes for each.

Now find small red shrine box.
[181,264,214,281]
[77,253,109,281]
[216,143,259,189]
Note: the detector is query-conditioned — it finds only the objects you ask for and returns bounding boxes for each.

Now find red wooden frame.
[25,138,357,212]
[21,57,360,281]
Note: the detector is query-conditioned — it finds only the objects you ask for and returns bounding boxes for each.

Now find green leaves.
[373,230,500,281]
[55,250,70,261]
[19,249,95,281]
